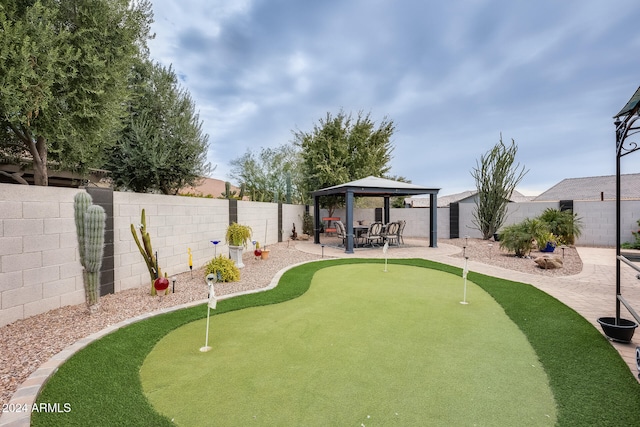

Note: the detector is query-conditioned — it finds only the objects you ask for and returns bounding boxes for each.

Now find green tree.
[0,0,153,185]
[230,143,306,203]
[471,135,528,239]
[105,61,212,194]
[294,110,394,214]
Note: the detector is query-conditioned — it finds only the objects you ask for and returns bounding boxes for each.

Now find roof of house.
[534,173,640,201]
[406,189,531,208]
[179,177,242,198]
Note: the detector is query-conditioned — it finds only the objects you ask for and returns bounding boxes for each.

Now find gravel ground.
[0,238,583,409]
[446,237,583,276]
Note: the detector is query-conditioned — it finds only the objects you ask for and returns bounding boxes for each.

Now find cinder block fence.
[2,182,640,327]
[0,184,305,327]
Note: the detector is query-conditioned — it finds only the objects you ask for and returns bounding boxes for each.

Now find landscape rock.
[534,255,563,269]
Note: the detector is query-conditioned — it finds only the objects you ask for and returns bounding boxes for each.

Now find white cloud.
[147,0,640,194]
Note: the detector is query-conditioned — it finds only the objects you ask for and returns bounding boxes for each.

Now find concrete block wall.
[282,204,306,241]
[0,184,84,327]
[4,180,640,327]
[576,200,640,246]
[0,185,290,327]
[236,200,279,247]
[113,192,230,293]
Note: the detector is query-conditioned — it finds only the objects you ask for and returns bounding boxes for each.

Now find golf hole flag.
[208,283,217,310]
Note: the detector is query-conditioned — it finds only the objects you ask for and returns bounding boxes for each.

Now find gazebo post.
[313,196,321,244]
[345,190,355,253]
[383,197,390,224]
[429,193,438,247]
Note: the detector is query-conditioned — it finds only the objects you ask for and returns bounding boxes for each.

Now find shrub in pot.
[226,222,252,268]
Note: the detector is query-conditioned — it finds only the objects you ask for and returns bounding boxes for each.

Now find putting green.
[141,264,556,426]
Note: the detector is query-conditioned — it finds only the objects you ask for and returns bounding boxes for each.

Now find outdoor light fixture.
[211,240,220,258]
[171,276,177,293]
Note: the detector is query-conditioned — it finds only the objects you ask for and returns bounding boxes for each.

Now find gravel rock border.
[447,237,583,276]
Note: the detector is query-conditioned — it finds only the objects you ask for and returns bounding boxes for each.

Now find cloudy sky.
[148,0,640,196]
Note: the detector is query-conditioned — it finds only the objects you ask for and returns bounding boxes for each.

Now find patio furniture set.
[334,220,406,248]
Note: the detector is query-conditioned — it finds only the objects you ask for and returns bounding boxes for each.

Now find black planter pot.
[597,317,638,343]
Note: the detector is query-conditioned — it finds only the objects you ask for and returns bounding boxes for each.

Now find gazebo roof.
[312,176,439,197]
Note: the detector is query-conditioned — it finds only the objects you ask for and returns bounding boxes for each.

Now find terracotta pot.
[261,249,270,260]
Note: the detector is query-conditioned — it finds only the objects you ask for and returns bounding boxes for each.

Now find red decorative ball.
[254,249,262,257]
[154,277,169,291]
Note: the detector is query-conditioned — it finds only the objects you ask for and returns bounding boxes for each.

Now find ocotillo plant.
[130,209,164,295]
[73,192,106,312]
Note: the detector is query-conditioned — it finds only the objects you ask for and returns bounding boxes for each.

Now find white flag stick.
[461,256,469,305]
[383,242,389,272]
[201,274,217,352]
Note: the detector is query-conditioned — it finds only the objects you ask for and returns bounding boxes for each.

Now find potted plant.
[226,222,252,268]
[538,232,557,253]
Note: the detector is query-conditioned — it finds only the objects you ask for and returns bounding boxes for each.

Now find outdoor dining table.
[353,225,369,247]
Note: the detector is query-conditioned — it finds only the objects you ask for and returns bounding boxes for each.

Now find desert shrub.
[499,218,549,257]
[204,255,240,282]
[537,208,583,245]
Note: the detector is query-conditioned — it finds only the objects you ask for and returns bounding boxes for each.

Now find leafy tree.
[294,110,394,215]
[0,0,153,185]
[229,143,306,203]
[105,61,212,194]
[471,135,528,239]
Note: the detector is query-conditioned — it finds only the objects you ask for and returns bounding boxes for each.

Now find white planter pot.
[229,245,245,268]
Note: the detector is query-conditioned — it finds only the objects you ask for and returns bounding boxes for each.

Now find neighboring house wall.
[0,184,305,327]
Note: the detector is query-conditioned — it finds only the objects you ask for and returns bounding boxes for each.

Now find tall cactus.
[74,192,106,312]
[130,209,163,295]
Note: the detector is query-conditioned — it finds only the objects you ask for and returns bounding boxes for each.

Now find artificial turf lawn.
[141,264,556,426]
[32,258,640,426]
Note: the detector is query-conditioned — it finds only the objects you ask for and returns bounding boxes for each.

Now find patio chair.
[363,222,384,247]
[335,220,347,247]
[397,220,406,245]
[384,222,400,246]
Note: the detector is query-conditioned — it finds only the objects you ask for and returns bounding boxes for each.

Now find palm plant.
[499,218,549,257]
[537,208,583,245]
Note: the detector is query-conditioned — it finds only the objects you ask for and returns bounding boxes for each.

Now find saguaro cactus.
[130,209,164,295]
[74,192,106,312]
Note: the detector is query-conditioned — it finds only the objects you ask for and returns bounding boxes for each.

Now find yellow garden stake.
[188,248,193,277]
